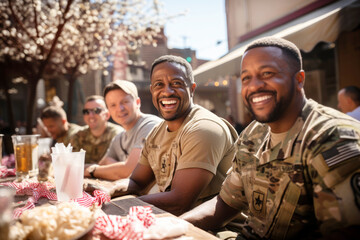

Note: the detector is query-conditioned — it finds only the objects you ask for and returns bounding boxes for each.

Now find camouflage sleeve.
[69,132,81,152]
[219,137,249,211]
[305,125,360,232]
[219,163,248,210]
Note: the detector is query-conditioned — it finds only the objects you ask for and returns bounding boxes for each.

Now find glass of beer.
[11,134,40,180]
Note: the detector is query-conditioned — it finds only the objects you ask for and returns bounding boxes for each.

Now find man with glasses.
[84,80,161,180]
[102,55,238,216]
[71,95,123,164]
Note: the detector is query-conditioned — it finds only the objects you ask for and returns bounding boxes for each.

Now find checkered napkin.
[0,166,16,178]
[0,181,110,219]
[94,206,156,240]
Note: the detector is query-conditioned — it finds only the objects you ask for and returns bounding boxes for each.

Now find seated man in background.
[101,55,238,216]
[181,37,360,239]
[40,106,82,146]
[71,95,123,164]
[337,85,360,121]
[85,80,161,180]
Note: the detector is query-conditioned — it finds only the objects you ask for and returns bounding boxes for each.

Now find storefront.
[194,0,360,125]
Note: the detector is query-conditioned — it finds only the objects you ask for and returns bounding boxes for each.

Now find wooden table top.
[1,178,220,240]
[102,195,220,239]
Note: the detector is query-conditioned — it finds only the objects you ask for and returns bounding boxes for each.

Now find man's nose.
[162,83,175,94]
[248,77,265,91]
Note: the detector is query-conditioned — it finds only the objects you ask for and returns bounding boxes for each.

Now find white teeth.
[161,100,177,105]
[252,95,271,103]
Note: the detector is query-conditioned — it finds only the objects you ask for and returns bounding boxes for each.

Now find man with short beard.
[181,37,360,239]
[104,55,238,216]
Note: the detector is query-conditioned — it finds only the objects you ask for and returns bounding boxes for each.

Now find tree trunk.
[25,79,38,134]
[67,75,76,122]
[4,79,15,132]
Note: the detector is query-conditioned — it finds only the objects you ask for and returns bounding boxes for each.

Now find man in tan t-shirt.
[104,55,238,216]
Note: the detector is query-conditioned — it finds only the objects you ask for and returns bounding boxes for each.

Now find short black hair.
[344,86,360,105]
[150,55,194,84]
[244,37,302,71]
[40,106,67,120]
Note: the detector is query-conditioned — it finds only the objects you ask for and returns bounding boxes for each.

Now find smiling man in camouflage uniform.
[71,95,123,164]
[181,37,360,239]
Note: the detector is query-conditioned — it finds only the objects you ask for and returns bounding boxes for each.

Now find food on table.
[9,202,96,240]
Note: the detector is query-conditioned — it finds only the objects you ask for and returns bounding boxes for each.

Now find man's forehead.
[152,62,187,77]
[241,47,284,68]
[85,99,106,108]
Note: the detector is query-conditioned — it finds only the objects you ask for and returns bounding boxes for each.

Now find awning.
[194,0,360,85]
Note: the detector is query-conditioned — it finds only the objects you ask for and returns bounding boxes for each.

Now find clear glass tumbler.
[11,134,40,180]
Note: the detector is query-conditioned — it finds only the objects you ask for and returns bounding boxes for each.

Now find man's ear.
[136,97,141,108]
[190,82,197,97]
[105,110,111,121]
[295,70,305,90]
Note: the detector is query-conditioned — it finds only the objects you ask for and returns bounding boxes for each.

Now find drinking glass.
[11,134,40,180]
[51,151,85,201]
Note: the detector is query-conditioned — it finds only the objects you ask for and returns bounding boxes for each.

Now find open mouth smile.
[160,99,178,109]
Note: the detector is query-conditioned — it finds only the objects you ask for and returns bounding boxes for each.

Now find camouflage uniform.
[55,123,82,146]
[71,122,123,164]
[220,99,360,239]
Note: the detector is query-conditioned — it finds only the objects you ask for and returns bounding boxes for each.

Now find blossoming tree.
[0,0,168,133]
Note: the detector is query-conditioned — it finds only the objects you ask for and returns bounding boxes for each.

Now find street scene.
[1,0,360,239]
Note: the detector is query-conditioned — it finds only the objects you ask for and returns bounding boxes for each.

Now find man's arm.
[138,167,214,216]
[84,148,142,181]
[180,195,240,230]
[98,156,117,165]
[109,163,156,197]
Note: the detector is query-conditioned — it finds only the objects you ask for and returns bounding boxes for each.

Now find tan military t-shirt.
[140,105,238,207]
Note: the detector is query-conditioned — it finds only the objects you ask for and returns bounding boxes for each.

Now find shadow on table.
[102,196,166,216]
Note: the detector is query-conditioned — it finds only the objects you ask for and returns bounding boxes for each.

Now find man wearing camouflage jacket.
[181,37,360,239]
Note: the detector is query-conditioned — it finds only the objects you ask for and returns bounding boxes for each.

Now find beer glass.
[11,134,40,180]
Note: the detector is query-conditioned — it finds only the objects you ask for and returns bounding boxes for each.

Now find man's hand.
[109,179,131,197]
[83,181,111,195]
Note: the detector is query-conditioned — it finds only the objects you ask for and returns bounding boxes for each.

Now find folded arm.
[138,167,214,216]
[180,195,240,230]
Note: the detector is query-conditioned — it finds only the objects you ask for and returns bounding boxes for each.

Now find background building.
[194,0,360,126]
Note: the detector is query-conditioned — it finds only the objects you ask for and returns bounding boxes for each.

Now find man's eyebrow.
[240,69,248,75]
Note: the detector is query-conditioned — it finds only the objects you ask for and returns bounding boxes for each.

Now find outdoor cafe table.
[0,177,220,240]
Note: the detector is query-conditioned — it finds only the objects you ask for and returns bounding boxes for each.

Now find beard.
[246,81,295,123]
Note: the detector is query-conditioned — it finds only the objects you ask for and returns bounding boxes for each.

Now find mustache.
[158,95,180,101]
[246,90,276,102]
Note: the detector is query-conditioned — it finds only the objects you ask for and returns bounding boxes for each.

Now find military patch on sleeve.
[321,142,360,167]
[338,128,358,140]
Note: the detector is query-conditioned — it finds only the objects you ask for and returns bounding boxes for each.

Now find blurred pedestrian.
[337,85,360,120]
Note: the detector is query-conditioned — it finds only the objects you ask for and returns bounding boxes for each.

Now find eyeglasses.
[82,107,104,115]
